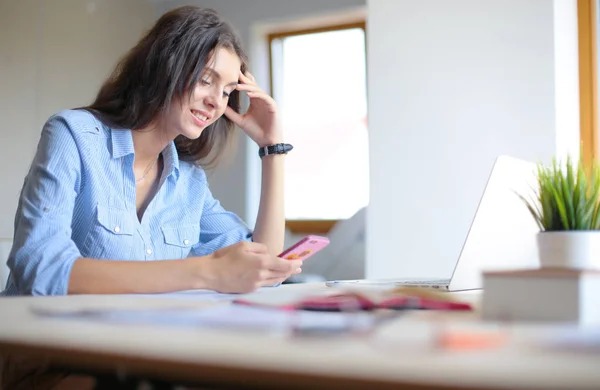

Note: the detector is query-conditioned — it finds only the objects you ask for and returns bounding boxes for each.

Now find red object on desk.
[235,292,473,312]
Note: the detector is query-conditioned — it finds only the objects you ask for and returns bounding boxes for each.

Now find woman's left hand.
[224,71,283,147]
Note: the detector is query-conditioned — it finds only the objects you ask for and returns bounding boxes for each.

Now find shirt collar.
[162,140,181,180]
[110,128,135,159]
[110,127,180,180]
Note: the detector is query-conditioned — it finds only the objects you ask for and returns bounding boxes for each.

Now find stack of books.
[481,269,600,325]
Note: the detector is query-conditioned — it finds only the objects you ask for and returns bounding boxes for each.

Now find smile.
[191,109,209,122]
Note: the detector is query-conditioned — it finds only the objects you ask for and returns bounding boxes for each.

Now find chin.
[181,130,204,140]
[180,122,206,140]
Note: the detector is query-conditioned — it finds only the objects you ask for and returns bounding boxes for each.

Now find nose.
[203,87,223,110]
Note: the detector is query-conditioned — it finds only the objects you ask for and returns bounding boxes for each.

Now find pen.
[325,280,361,287]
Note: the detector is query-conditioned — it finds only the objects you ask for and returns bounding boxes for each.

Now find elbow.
[10,249,77,296]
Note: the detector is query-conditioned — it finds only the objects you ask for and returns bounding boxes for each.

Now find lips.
[190,109,212,127]
[191,109,210,122]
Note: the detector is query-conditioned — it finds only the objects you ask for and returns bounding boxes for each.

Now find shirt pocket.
[161,223,200,259]
[82,204,135,260]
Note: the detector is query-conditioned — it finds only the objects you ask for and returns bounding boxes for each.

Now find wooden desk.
[1,283,599,390]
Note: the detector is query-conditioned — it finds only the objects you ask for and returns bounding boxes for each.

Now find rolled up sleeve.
[191,183,253,257]
[8,115,82,295]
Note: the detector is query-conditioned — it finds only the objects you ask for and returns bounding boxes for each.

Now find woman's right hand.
[189,241,303,293]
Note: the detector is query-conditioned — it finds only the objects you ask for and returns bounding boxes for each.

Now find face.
[163,47,241,140]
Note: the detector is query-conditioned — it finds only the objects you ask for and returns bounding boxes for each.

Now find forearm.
[68,257,207,294]
[251,154,286,255]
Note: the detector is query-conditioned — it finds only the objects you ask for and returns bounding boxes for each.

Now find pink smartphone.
[278,235,330,261]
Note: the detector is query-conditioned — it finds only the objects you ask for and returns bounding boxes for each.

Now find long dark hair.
[83,6,247,166]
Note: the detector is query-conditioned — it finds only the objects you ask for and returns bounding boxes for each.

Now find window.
[269,22,368,233]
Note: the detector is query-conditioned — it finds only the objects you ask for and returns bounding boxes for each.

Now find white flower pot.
[537,231,600,269]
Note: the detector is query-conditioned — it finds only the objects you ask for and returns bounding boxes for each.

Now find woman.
[1,5,301,297]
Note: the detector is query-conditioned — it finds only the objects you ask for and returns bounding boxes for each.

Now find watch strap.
[259,143,293,158]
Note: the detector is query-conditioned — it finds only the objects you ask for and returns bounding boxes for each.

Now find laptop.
[326,155,541,292]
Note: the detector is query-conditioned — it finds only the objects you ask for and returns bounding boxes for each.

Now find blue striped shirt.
[1,109,252,296]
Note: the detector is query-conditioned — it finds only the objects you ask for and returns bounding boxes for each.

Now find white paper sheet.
[31,304,377,335]
[136,286,308,303]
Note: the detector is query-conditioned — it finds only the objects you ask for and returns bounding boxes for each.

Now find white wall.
[554,0,581,160]
[366,0,578,279]
[0,0,156,239]
[0,239,11,290]
[158,0,366,224]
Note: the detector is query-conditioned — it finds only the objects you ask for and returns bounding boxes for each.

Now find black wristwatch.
[258,143,293,158]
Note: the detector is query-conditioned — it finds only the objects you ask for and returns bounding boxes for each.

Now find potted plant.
[518,156,600,269]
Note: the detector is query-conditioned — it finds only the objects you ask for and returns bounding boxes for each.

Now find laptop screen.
[448,155,540,291]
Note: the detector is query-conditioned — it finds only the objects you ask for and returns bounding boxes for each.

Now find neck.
[131,122,174,165]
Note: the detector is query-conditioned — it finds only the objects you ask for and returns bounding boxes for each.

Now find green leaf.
[590,165,600,229]
[532,154,600,231]
[592,199,600,229]
[514,191,543,230]
[549,182,570,230]
[583,166,600,229]
[560,160,575,228]
[575,160,588,229]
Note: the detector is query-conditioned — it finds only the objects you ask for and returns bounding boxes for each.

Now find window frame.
[579,0,599,167]
[267,21,367,235]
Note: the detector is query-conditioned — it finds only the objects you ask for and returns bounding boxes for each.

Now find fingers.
[235,71,277,111]
[235,83,262,93]
[255,259,303,288]
[246,91,275,105]
[247,92,277,111]
[259,269,302,288]
[264,259,302,280]
[266,257,301,272]
[224,106,243,126]
[240,70,256,84]
[233,243,303,288]
[286,259,303,271]
[236,83,275,104]
[238,241,269,254]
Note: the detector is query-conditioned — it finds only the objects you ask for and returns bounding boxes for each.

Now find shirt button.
[183,239,190,246]
[146,248,152,255]
[114,226,121,233]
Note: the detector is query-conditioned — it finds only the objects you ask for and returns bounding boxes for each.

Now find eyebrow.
[204,68,238,87]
